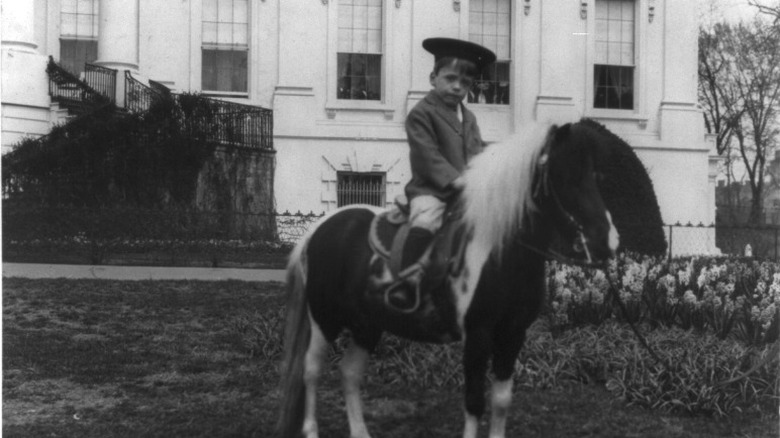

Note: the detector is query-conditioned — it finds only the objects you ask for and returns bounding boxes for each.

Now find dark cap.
[422,37,496,70]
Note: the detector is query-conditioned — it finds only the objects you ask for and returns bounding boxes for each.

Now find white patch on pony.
[461,123,551,258]
[302,311,329,438]
[606,210,620,253]
[339,342,372,438]
[489,379,514,438]
[451,241,491,332]
[463,412,479,438]
[453,122,553,332]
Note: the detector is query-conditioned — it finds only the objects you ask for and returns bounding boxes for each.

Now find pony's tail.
[277,238,311,438]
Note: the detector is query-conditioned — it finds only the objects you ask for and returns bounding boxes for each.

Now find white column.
[95,0,139,71]
[1,0,50,153]
[658,0,701,143]
[535,0,579,124]
[1,0,37,52]
[94,0,140,107]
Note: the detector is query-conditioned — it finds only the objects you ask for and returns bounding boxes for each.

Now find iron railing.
[124,71,273,150]
[84,63,117,103]
[124,70,164,114]
[337,172,386,207]
[46,56,109,112]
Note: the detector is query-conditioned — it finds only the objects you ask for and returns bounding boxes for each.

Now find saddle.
[368,196,467,313]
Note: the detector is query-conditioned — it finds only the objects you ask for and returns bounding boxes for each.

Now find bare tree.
[748,0,780,23]
[699,18,780,225]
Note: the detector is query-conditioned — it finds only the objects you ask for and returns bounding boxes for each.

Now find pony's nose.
[606,211,619,255]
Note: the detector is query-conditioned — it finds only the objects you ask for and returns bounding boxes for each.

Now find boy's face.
[430,62,474,109]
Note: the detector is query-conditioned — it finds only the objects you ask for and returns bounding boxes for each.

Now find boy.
[400,38,496,277]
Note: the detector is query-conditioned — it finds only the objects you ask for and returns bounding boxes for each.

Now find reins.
[517,238,667,368]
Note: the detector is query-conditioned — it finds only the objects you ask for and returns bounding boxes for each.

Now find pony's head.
[461,122,618,264]
[533,123,619,262]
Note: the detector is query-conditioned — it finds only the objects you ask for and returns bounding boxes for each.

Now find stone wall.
[196,146,277,240]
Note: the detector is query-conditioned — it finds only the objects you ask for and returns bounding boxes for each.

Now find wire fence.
[2,205,325,266]
[667,223,779,260]
[4,204,780,265]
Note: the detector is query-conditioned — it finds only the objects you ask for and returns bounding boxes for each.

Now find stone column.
[95,0,139,70]
[1,0,50,153]
[658,0,700,143]
[95,0,140,106]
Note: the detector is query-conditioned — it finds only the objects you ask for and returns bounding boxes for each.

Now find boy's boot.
[387,227,433,311]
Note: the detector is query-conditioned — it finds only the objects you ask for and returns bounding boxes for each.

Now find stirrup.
[384,270,423,314]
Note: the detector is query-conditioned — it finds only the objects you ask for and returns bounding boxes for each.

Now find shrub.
[579,119,667,256]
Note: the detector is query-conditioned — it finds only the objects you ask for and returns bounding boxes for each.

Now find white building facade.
[1,0,718,231]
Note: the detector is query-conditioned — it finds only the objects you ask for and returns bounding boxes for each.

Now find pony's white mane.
[461,122,551,254]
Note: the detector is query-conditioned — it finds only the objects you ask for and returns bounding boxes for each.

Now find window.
[468,0,511,105]
[337,0,383,101]
[594,0,635,110]
[337,172,386,207]
[202,0,248,93]
[60,0,98,76]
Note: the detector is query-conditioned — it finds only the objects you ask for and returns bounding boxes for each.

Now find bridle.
[521,147,674,368]
[527,149,602,269]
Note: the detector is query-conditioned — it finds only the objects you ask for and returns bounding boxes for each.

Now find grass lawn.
[2,278,777,437]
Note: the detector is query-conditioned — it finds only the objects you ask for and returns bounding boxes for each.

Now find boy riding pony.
[391,37,496,309]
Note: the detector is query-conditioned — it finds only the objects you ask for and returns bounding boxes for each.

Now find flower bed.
[546,254,780,346]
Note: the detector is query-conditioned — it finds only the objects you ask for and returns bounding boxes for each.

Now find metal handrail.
[124,71,273,150]
[84,63,118,103]
[46,56,109,111]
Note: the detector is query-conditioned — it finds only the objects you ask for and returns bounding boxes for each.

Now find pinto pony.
[278,122,619,438]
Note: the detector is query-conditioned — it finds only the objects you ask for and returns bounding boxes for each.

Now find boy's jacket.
[405,91,486,201]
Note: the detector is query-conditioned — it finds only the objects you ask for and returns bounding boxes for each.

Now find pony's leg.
[487,328,527,438]
[487,378,513,438]
[302,316,329,438]
[462,330,493,438]
[339,340,372,438]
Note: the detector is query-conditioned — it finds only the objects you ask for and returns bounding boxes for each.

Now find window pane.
[338,6,353,28]
[621,21,634,43]
[468,0,511,105]
[594,65,633,109]
[60,39,97,76]
[368,5,382,29]
[202,50,217,90]
[595,41,608,64]
[234,0,248,23]
[622,0,634,19]
[202,49,247,92]
[338,30,353,52]
[338,1,382,54]
[62,0,77,13]
[218,0,232,22]
[77,13,92,36]
[77,0,92,14]
[203,0,218,21]
[203,22,217,44]
[233,23,247,46]
[469,61,510,105]
[337,53,381,100]
[216,22,231,44]
[61,13,77,36]
[354,5,368,28]
[595,0,635,67]
[353,29,367,52]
